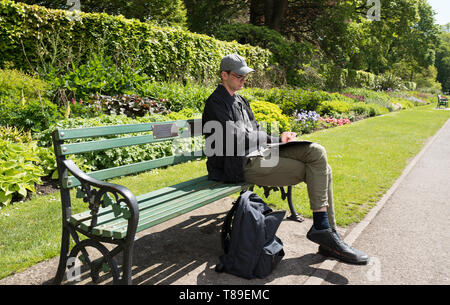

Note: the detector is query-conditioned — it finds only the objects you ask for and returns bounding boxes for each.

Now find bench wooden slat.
[134,175,210,201]
[55,119,201,140]
[57,135,162,156]
[71,177,219,230]
[73,181,244,239]
[56,124,153,140]
[78,180,225,236]
[123,184,243,239]
[136,180,221,212]
[57,132,203,156]
[63,151,205,188]
[109,183,244,239]
[70,176,212,225]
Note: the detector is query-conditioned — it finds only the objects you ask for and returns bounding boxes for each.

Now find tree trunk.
[250,0,288,31]
[250,0,265,26]
[268,0,288,31]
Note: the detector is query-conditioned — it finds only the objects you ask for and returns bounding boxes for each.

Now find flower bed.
[318,117,351,129]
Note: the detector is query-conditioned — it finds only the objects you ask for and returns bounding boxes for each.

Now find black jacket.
[202,84,279,183]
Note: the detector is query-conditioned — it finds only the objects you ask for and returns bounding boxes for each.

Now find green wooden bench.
[437,95,448,109]
[51,118,302,285]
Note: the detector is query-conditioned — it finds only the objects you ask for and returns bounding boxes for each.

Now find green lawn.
[288,105,450,225]
[0,104,449,279]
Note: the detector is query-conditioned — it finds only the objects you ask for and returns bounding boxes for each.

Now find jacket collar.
[215,84,238,106]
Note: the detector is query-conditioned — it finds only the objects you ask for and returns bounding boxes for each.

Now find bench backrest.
[52,119,204,189]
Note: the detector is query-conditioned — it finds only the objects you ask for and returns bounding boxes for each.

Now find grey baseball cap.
[220,54,255,75]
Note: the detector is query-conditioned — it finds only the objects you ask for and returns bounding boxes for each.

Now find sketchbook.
[265,140,312,148]
[246,140,313,158]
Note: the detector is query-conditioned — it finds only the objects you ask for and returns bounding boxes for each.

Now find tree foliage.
[183,0,249,34]
[436,30,450,92]
[184,0,443,90]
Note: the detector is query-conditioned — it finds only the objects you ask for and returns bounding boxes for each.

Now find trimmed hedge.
[0,0,272,85]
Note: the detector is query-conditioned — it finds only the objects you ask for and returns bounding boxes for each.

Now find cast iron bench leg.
[53,226,71,284]
[286,186,304,222]
[248,185,304,222]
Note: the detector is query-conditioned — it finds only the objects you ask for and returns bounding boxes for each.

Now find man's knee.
[308,143,328,161]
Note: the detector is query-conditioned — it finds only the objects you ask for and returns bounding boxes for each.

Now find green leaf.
[18,184,27,198]
[0,190,12,205]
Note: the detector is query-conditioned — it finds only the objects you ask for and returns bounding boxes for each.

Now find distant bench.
[437,95,448,108]
[51,118,302,284]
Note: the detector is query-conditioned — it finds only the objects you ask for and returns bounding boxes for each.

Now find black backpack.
[215,191,286,279]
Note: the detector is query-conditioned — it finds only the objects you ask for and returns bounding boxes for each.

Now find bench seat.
[70,175,246,239]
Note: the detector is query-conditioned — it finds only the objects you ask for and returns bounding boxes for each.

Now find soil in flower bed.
[10,176,60,205]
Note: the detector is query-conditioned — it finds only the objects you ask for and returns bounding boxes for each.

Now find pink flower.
[72,98,75,105]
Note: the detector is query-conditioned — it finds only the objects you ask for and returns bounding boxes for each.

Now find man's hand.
[281,132,297,143]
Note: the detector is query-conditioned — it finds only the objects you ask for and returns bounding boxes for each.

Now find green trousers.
[244,142,337,229]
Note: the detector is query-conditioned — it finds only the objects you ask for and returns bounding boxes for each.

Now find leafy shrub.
[390,98,415,110]
[374,72,408,91]
[346,70,377,90]
[0,97,62,132]
[327,68,416,92]
[17,0,188,27]
[242,86,397,120]
[53,53,150,101]
[0,125,57,189]
[348,102,373,116]
[241,87,354,115]
[0,139,46,206]
[341,88,395,112]
[89,94,171,118]
[291,110,320,135]
[318,100,353,116]
[0,125,32,143]
[413,66,442,94]
[137,81,213,112]
[288,63,326,90]
[0,69,50,101]
[341,93,365,102]
[0,69,61,132]
[397,91,432,105]
[349,102,389,117]
[250,100,291,134]
[166,108,202,120]
[404,82,417,91]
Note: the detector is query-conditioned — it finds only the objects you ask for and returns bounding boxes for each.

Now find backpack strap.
[220,190,254,253]
[221,198,239,254]
[216,196,242,273]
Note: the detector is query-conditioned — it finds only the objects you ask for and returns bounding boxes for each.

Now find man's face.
[221,71,248,93]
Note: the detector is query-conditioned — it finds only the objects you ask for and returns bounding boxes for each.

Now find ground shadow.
[49,210,348,285]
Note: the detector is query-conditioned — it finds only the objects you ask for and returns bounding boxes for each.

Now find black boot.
[306,226,369,265]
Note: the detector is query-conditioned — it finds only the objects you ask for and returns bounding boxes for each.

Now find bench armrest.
[62,159,139,236]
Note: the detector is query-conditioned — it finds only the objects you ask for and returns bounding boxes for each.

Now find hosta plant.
[0,140,46,206]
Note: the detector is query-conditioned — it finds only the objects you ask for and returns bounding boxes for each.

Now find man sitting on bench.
[202,53,370,265]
